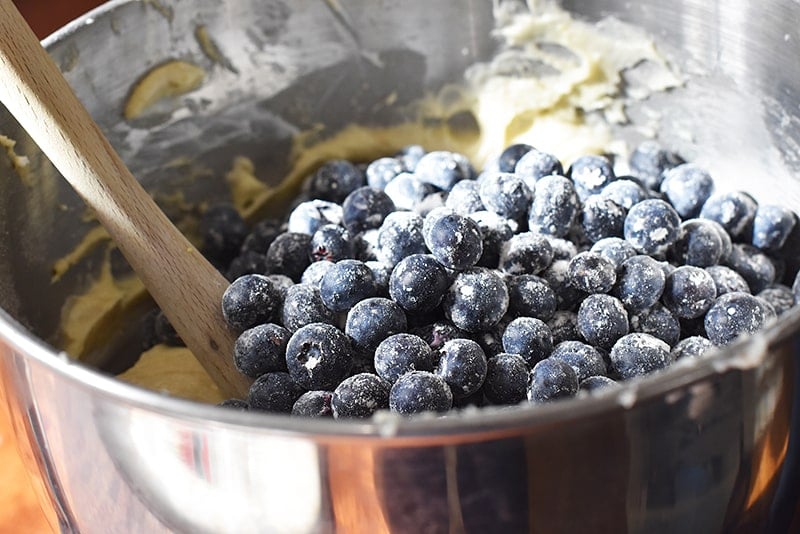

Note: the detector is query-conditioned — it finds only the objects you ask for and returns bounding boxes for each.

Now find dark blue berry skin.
[548,311,580,345]
[577,294,629,349]
[218,398,249,410]
[704,292,768,345]
[287,200,342,235]
[757,285,795,316]
[528,175,579,237]
[629,303,681,347]
[389,254,450,313]
[579,375,620,393]
[669,219,725,267]
[281,283,336,332]
[613,255,666,312]
[374,333,436,383]
[414,150,473,191]
[309,224,353,263]
[580,196,626,243]
[590,237,637,272]
[285,323,353,390]
[550,340,607,382]
[241,219,283,255]
[226,251,271,281]
[384,172,432,211]
[425,212,484,270]
[568,155,616,199]
[478,172,533,222]
[567,251,617,294]
[752,204,796,251]
[375,212,426,267]
[497,143,533,172]
[342,186,396,235]
[502,317,554,366]
[628,140,684,191]
[444,267,509,333]
[671,336,714,360]
[247,372,305,413]
[476,320,508,358]
[506,274,557,320]
[389,371,453,415]
[234,323,291,377]
[266,232,312,282]
[301,260,333,287]
[700,191,758,241]
[345,298,407,353]
[446,180,485,214]
[332,373,391,418]
[706,265,750,295]
[609,333,672,380]
[600,179,648,210]
[662,265,717,319]
[201,204,248,268]
[483,353,529,405]
[659,164,715,219]
[437,338,488,398]
[469,211,516,268]
[319,259,377,313]
[306,160,364,204]
[527,358,578,402]
[514,148,564,186]
[542,260,586,311]
[396,144,426,172]
[222,274,281,330]
[411,322,470,351]
[291,390,333,417]
[725,243,776,293]
[366,157,404,190]
[499,232,554,275]
[624,199,681,256]
[365,261,392,297]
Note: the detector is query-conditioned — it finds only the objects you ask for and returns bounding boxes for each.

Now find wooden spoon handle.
[0,0,251,398]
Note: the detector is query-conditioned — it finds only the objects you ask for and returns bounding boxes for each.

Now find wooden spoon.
[0,0,252,399]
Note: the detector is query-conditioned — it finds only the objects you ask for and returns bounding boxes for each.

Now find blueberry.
[247,372,305,413]
[365,260,392,296]
[331,373,391,418]
[501,317,554,366]
[613,255,666,311]
[579,375,620,393]
[200,203,248,268]
[541,259,586,311]
[659,164,715,219]
[222,274,281,330]
[475,320,508,359]
[567,251,617,294]
[549,340,607,382]
[234,323,291,378]
[671,336,714,360]
[389,371,453,415]
[628,140,684,190]
[568,155,616,199]
[424,212,483,270]
[624,199,681,256]
[437,338,488,398]
[752,204,796,251]
[414,150,473,190]
[353,228,380,262]
[396,144,426,172]
[446,180,485,214]
[580,196,626,243]
[669,219,725,267]
[285,323,352,390]
[444,267,509,333]
[366,157,404,190]
[590,237,637,271]
[478,172,532,222]
[410,322,469,351]
[757,285,795,316]
[600,179,648,210]
[469,210,516,268]
[609,333,672,380]
[266,232,312,282]
[497,143,533,173]
[301,260,334,287]
[527,358,578,402]
[319,259,377,313]
[373,333,436,383]
[375,212,427,267]
[218,398,250,410]
[306,160,364,204]
[389,254,450,313]
[384,172,432,211]
[345,298,407,353]
[528,175,579,237]
[309,224,353,263]
[226,250,271,280]
[499,232,554,275]
[547,237,579,261]
[291,390,333,417]
[662,265,717,319]
[281,283,336,332]
[506,274,557,320]
[548,310,580,345]
[706,265,750,295]
[240,219,283,255]
[514,147,563,187]
[341,186,396,235]
[704,292,768,345]
[725,243,776,293]
[700,191,758,240]
[483,353,529,405]
[287,199,343,235]
[577,294,629,349]
[629,303,681,347]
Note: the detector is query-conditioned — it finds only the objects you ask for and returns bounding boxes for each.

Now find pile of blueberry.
[149,141,800,419]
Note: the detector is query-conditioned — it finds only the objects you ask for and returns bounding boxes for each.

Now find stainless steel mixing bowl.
[1,0,799,532]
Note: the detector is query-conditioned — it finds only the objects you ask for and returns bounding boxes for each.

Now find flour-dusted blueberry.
[567,251,617,294]
[389,254,450,313]
[725,243,776,293]
[600,178,648,210]
[266,232,312,282]
[478,172,532,222]
[446,180,485,214]
[577,294,629,349]
[424,212,483,270]
[267,274,294,296]
[222,274,281,330]
[437,338,488,398]
[629,303,681,347]
[226,251,271,280]
[700,191,758,241]
[306,160,364,204]
[506,274,557,320]
[353,228,380,262]
[669,219,725,267]
[375,211,427,267]
[671,336,714,360]
[397,144,426,172]
[497,143,533,172]
[414,150,473,190]
[342,186,396,235]
[366,157,404,190]
[416,190,449,218]
[569,154,616,199]
[475,317,508,358]
[757,285,795,316]
[662,265,717,319]
[301,260,334,288]
[200,203,249,268]
[483,353,529,405]
[444,267,509,333]
[499,232,554,275]
[547,237,578,261]
[281,283,336,332]
[502,317,554,366]
[384,172,432,211]
[548,310,580,345]
[706,265,750,295]
[659,164,715,219]
[292,390,333,417]
[752,204,796,251]
[287,199,343,235]
[389,371,453,415]
[374,333,436,383]
[613,255,666,312]
[411,322,469,351]
[542,259,586,311]
[234,323,291,377]
[590,237,637,272]
[580,196,626,243]
[241,219,283,255]
[528,175,579,238]
[514,147,564,187]
[247,372,305,413]
[609,333,672,380]
[218,398,249,410]
[309,224,353,263]
[704,292,768,345]
[365,261,392,297]
[527,358,578,402]
[319,259,377,313]
[285,323,353,390]
[628,140,684,190]
[624,199,681,256]
[345,298,407,354]
[550,340,607,382]
[579,375,620,393]
[468,210,516,268]
[331,373,391,418]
